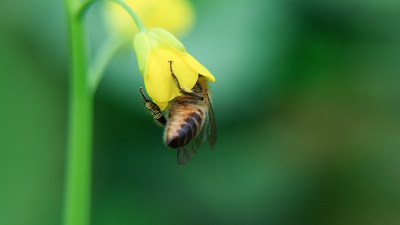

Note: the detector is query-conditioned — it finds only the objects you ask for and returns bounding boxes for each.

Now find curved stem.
[79,0,147,32]
[63,0,93,225]
[91,36,129,92]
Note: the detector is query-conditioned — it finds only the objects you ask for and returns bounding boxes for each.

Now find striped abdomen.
[165,107,204,148]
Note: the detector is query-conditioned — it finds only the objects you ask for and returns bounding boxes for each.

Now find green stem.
[79,0,147,32]
[63,0,93,225]
[63,1,145,224]
[91,36,129,92]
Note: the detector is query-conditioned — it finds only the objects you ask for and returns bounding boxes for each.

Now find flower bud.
[104,0,195,40]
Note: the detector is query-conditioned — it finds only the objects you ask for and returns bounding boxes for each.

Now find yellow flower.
[133,27,215,110]
[105,0,195,39]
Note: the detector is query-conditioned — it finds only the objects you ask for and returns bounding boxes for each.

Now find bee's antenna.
[139,87,148,101]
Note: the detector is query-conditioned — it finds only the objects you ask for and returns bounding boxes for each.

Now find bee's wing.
[177,146,196,166]
[177,91,216,166]
[205,93,217,149]
[177,138,200,166]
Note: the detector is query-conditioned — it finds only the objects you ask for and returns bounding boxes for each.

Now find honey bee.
[139,61,217,165]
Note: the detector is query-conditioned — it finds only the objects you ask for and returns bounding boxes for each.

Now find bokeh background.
[1,0,400,224]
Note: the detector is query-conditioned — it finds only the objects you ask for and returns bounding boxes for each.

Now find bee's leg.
[154,112,167,127]
[169,60,204,100]
[194,81,203,91]
[139,87,166,126]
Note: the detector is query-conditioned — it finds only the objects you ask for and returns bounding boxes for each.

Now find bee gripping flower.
[133,27,215,111]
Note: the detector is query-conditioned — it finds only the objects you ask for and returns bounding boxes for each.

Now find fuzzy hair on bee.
[139,61,217,166]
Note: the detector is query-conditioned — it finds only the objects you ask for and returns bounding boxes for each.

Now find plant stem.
[79,0,147,32]
[91,36,129,92]
[63,0,93,224]
[63,0,146,224]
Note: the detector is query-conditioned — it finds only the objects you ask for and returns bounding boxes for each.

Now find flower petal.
[152,99,169,111]
[133,32,150,75]
[148,27,186,53]
[144,48,198,108]
[182,53,215,82]
[144,49,178,104]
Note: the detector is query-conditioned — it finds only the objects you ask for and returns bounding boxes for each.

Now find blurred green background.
[1,0,400,224]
